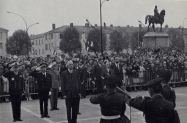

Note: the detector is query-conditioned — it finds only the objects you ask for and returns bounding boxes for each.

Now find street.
[0,87,187,123]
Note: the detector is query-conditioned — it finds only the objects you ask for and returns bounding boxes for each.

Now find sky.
[0,0,187,36]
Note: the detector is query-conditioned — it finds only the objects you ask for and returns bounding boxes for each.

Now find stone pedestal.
[143,32,170,48]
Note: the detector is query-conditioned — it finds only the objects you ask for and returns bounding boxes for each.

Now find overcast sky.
[0,0,187,36]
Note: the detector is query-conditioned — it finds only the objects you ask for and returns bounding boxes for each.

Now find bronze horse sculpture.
[145,10,165,32]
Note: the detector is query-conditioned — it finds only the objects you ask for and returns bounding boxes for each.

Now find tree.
[132,30,147,43]
[87,29,106,52]
[6,29,31,55]
[130,35,138,53]
[168,28,184,51]
[109,30,125,54]
[59,27,81,54]
[123,33,131,53]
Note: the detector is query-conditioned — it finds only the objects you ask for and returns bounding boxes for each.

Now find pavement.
[0,87,187,123]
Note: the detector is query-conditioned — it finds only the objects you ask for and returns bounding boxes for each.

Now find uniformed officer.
[48,62,60,111]
[158,70,176,107]
[3,62,24,122]
[30,62,52,118]
[129,78,175,123]
[90,75,128,123]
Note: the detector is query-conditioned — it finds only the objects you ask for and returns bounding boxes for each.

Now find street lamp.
[86,19,96,30]
[7,11,39,55]
[100,0,109,56]
[182,18,186,35]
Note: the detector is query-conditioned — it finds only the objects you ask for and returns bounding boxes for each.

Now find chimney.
[127,25,129,27]
[110,24,113,27]
[95,24,97,27]
[70,23,73,27]
[104,23,106,29]
[52,24,55,30]
[85,23,89,28]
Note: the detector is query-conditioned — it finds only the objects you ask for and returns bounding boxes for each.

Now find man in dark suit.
[93,57,103,94]
[111,57,123,87]
[61,60,80,123]
[60,61,67,99]
[101,60,114,88]
[30,63,52,118]
[78,60,86,98]
[3,62,24,122]
[129,78,175,123]
[159,70,176,107]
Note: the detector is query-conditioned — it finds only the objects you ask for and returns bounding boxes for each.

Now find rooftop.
[0,27,8,32]
[30,33,44,40]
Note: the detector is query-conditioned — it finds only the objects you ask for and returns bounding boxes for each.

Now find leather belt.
[101,115,120,120]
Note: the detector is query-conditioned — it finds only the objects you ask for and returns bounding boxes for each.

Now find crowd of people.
[1,46,186,96]
[0,46,185,122]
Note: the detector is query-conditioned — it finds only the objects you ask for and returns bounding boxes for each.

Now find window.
[39,49,40,54]
[0,33,2,39]
[0,43,2,49]
[45,44,48,50]
[36,40,37,45]
[42,40,43,44]
[42,49,44,54]
[51,34,53,39]
[39,40,40,45]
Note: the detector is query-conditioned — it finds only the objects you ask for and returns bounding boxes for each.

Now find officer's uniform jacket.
[3,71,24,95]
[48,70,60,89]
[30,70,52,92]
[129,94,174,123]
[161,84,176,107]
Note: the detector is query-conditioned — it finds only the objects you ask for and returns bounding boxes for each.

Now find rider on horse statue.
[154,6,159,21]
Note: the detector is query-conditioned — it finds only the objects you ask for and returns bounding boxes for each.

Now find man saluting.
[3,62,24,122]
[30,62,52,118]
[129,78,175,123]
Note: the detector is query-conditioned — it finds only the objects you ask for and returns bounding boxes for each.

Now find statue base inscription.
[143,32,170,48]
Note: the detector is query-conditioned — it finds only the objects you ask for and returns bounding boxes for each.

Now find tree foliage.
[130,36,138,53]
[6,29,31,55]
[132,30,147,43]
[123,33,131,53]
[87,29,106,52]
[168,29,184,51]
[59,27,81,53]
[109,30,125,54]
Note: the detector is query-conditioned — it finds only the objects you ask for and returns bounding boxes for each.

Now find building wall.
[0,30,8,57]
[30,37,45,57]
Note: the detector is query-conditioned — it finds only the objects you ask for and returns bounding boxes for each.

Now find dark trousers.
[65,97,80,123]
[38,91,49,116]
[96,79,103,94]
[80,83,86,97]
[50,88,58,109]
[10,94,21,120]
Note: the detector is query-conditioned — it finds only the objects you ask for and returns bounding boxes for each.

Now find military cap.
[104,75,119,87]
[40,62,48,68]
[145,78,163,87]
[9,62,20,68]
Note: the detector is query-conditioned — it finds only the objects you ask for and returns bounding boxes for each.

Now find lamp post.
[7,11,39,55]
[100,0,109,56]
[182,18,186,35]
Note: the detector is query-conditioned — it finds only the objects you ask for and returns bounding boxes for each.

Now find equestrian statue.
[145,6,165,32]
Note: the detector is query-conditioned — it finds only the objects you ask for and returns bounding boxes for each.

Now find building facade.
[30,23,186,57]
[0,28,8,57]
